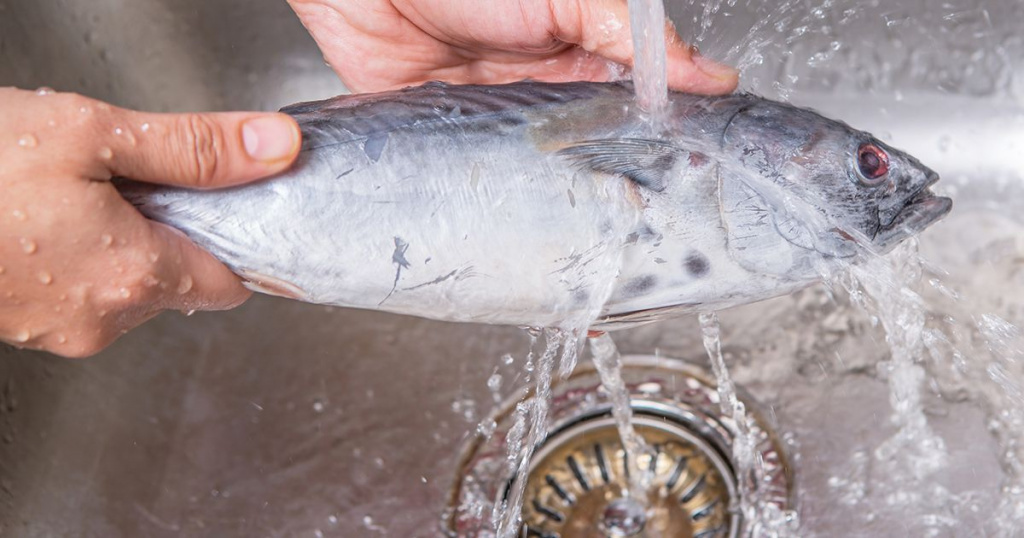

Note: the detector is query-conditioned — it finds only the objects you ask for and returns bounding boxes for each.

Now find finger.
[103,109,301,189]
[149,222,252,312]
[549,0,738,94]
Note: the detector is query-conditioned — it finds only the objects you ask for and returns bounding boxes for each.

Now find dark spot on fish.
[688,152,709,167]
[425,257,432,264]
[684,252,710,277]
[654,257,667,264]
[363,133,388,162]
[335,168,354,179]
[622,275,658,298]
[625,232,640,245]
[567,189,576,208]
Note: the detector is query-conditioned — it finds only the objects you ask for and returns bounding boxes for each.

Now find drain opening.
[446,356,793,538]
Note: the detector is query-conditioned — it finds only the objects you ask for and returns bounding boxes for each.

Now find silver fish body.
[119,81,951,330]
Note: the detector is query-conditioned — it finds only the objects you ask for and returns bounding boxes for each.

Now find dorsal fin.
[280,81,628,152]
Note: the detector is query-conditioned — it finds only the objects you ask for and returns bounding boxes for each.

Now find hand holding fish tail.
[287,0,738,94]
[0,88,301,357]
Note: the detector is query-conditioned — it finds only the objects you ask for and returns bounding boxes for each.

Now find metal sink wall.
[1,1,1022,537]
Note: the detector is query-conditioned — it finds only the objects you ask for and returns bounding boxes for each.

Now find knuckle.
[177,114,224,187]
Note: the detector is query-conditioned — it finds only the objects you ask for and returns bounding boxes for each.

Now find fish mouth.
[873,176,953,252]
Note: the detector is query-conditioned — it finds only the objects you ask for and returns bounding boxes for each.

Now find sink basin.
[2,1,1022,536]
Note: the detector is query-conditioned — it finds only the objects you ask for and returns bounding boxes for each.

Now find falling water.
[589,333,656,501]
[628,0,670,123]
[700,312,800,537]
[494,329,568,538]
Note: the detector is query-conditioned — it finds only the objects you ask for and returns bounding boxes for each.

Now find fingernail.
[694,55,740,82]
[242,115,299,163]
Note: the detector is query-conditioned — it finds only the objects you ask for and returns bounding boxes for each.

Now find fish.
[118,81,952,330]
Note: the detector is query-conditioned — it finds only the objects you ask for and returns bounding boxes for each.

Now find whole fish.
[119,81,951,330]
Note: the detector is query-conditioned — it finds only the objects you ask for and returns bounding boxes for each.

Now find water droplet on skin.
[17,134,38,148]
[183,309,196,317]
[10,209,24,221]
[35,87,55,96]
[99,234,113,248]
[113,127,123,136]
[19,238,37,254]
[147,252,159,263]
[58,294,67,301]
[47,119,57,127]
[0,266,5,275]
[312,399,325,413]
[37,271,52,285]
[13,330,30,343]
[119,287,131,298]
[177,275,193,294]
[79,106,91,114]
[502,353,514,365]
[56,334,67,344]
[140,123,150,133]
[98,147,113,160]
[142,275,159,288]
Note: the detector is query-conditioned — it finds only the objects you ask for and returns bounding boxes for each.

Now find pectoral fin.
[556,138,695,192]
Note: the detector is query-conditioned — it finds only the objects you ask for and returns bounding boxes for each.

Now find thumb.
[104,109,301,189]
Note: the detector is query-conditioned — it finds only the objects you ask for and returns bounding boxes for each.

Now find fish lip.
[872,177,952,251]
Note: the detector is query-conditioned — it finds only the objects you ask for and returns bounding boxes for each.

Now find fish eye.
[856,143,889,185]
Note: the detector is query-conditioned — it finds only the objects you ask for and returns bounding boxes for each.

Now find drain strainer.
[445,355,792,538]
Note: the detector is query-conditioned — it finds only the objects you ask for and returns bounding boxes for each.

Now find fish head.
[718,98,952,258]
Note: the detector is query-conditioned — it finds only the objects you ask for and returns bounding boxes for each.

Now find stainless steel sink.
[2,1,1022,537]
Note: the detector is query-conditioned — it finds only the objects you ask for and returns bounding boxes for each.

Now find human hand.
[0,88,301,357]
[287,0,738,94]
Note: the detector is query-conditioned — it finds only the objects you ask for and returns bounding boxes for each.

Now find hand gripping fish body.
[120,81,952,330]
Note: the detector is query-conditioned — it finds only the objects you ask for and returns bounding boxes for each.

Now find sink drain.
[445,355,793,538]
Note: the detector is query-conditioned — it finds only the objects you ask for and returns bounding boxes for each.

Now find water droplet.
[177,275,193,294]
[13,330,30,343]
[79,106,91,114]
[98,147,113,160]
[56,334,67,344]
[312,399,325,413]
[113,127,123,136]
[35,87,54,96]
[47,119,57,127]
[0,266,5,275]
[140,122,150,133]
[147,252,159,263]
[10,209,25,221]
[37,271,52,285]
[141,274,159,288]
[487,373,502,392]
[17,134,38,148]
[19,238,37,254]
[119,287,132,299]
[501,353,514,365]
[99,234,113,248]
[327,515,338,525]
